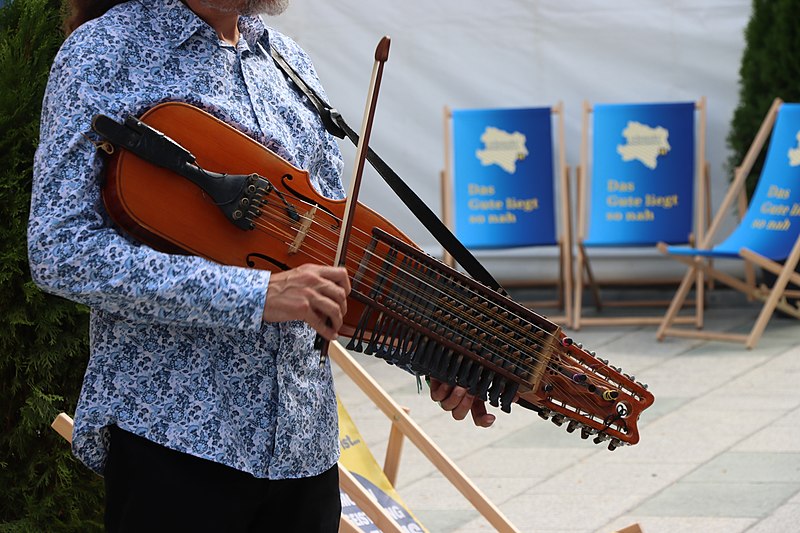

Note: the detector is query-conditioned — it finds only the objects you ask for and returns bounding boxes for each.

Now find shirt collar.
[138,0,269,49]
[239,12,269,47]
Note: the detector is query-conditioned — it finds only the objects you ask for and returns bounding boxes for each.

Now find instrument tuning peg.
[602,390,620,401]
[593,433,609,445]
[566,420,580,433]
[580,426,594,440]
[551,414,565,426]
[607,439,622,451]
[537,409,551,421]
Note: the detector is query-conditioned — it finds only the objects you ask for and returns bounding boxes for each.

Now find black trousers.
[104,426,341,532]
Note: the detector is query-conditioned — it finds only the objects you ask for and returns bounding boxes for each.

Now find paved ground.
[332,289,800,533]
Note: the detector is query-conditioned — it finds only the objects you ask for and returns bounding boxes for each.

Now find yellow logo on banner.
[475,126,528,174]
[616,121,671,169]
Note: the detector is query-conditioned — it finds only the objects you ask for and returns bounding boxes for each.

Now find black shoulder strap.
[264,43,503,292]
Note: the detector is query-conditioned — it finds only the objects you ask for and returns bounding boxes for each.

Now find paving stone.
[455,446,592,480]
[412,509,479,533]
[747,501,800,533]
[527,457,695,497]
[602,515,756,533]
[500,491,645,531]
[681,451,800,484]
[632,481,800,518]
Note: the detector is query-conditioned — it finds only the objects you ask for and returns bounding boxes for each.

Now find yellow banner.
[337,398,427,532]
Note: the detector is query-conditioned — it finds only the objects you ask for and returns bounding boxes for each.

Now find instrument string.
[248,212,547,381]
[247,192,570,380]
[248,195,620,420]
[246,194,550,374]
[246,215,553,383]
[245,185,618,414]
[245,187,593,390]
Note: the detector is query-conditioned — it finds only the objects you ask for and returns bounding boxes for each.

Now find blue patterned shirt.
[28,0,345,479]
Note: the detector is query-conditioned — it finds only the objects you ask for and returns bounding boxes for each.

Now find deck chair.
[657,98,800,349]
[441,103,574,326]
[51,340,519,532]
[574,98,710,328]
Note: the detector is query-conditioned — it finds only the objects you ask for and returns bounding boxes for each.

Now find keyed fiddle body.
[94,102,654,449]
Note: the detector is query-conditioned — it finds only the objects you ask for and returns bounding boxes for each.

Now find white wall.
[268,0,752,281]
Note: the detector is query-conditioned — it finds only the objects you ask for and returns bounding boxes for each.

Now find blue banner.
[451,107,557,249]
[670,103,800,261]
[585,102,696,246]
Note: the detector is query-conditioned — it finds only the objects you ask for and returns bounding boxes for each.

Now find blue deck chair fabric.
[447,105,574,327]
[451,107,557,249]
[667,103,800,261]
[657,99,800,349]
[585,102,696,247]
[573,100,705,330]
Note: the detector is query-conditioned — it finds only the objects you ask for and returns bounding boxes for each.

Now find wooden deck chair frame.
[441,103,574,327]
[51,339,520,532]
[657,97,800,349]
[573,98,709,329]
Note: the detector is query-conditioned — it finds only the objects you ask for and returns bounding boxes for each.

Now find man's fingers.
[470,400,496,428]
[310,292,346,333]
[438,386,467,412]
[430,379,472,420]
[263,265,351,338]
[429,378,496,427]
[310,311,336,341]
[429,378,453,403]
[450,391,475,421]
[314,264,352,294]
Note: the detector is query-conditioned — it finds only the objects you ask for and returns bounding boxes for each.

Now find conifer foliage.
[0,0,104,529]
[727,0,800,198]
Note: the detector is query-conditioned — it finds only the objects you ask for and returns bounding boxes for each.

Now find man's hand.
[429,377,495,428]
[263,264,350,340]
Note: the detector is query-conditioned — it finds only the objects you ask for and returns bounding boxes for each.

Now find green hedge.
[0,0,104,530]
[727,0,800,197]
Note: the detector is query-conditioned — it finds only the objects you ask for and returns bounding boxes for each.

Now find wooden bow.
[319,36,392,361]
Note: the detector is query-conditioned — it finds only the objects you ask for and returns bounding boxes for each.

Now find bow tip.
[375,36,391,62]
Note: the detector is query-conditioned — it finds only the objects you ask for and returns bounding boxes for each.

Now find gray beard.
[244,0,289,16]
[198,0,289,16]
